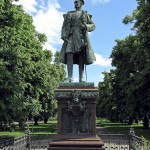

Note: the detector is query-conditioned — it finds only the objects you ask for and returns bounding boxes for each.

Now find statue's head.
[74,0,84,7]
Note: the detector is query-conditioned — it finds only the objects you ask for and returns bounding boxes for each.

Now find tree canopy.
[0,0,66,129]
[97,0,150,128]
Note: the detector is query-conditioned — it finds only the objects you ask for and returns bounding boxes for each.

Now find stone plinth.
[48,134,104,150]
[48,82,104,150]
[56,82,98,135]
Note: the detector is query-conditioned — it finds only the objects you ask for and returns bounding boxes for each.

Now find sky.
[14,0,137,86]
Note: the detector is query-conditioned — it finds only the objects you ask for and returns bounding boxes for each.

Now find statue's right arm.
[61,12,73,41]
[61,14,67,41]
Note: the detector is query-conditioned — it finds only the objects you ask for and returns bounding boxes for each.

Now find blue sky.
[14,0,137,86]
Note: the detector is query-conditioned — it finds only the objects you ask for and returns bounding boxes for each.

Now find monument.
[58,0,96,82]
[48,0,104,149]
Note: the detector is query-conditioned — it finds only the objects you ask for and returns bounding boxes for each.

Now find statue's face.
[74,0,83,9]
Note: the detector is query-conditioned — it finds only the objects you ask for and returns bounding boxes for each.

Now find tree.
[122,0,150,127]
[39,51,66,124]
[97,0,150,127]
[0,0,66,129]
[97,71,115,121]
[111,35,142,124]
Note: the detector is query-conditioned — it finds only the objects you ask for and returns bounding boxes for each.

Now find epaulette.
[82,10,87,14]
[63,14,67,17]
[63,14,67,19]
[89,14,92,18]
[82,10,92,18]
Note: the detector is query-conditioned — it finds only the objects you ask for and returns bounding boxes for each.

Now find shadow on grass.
[29,123,57,134]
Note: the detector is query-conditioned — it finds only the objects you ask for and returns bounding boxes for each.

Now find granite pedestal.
[48,82,104,150]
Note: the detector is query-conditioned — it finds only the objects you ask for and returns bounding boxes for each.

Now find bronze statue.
[59,0,96,82]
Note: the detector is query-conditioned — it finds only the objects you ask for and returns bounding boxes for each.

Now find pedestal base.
[48,135,104,150]
[50,82,105,150]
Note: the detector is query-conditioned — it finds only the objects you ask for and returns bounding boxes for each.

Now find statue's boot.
[79,68,84,82]
[79,53,84,82]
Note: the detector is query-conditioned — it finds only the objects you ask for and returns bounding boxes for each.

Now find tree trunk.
[0,122,4,131]
[44,117,48,124]
[34,116,39,126]
[143,116,149,128]
[128,117,133,125]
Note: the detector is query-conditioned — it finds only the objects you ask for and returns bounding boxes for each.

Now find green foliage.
[142,136,150,150]
[0,0,66,129]
[97,71,115,120]
[97,0,150,127]
[123,15,134,24]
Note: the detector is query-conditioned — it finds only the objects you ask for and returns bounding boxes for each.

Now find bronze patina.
[59,0,96,82]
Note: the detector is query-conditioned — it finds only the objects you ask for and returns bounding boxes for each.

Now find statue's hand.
[80,24,87,31]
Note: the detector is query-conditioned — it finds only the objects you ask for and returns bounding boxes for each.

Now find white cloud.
[13,0,38,13]
[92,0,111,4]
[42,43,57,54]
[33,0,64,53]
[94,53,112,66]
[14,0,64,54]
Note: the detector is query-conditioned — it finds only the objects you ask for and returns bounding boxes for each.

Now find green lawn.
[28,121,57,134]
[97,118,150,141]
[0,119,149,141]
[0,120,57,138]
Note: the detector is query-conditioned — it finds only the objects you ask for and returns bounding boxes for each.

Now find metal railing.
[29,134,56,150]
[0,135,27,150]
[128,126,150,150]
[0,127,149,150]
[99,134,129,150]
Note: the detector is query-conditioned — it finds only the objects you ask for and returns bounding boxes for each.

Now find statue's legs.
[67,52,84,82]
[78,52,84,82]
[67,53,73,82]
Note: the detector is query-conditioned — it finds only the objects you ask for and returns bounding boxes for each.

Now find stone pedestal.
[48,134,104,150]
[48,82,104,150]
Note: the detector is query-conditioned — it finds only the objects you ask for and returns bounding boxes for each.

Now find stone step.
[48,135,104,150]
[49,140,104,147]
[48,147,105,150]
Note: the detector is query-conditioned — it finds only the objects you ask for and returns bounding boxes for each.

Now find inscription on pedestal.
[62,107,92,133]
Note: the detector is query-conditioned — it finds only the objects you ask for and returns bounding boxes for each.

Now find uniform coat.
[59,10,96,65]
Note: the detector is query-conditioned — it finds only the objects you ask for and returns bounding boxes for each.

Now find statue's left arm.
[84,13,96,32]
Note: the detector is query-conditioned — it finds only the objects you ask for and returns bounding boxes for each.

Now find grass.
[97,118,150,141]
[28,120,57,134]
[0,119,149,141]
[0,120,57,138]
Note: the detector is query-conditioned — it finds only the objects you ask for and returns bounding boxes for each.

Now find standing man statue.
[59,0,96,82]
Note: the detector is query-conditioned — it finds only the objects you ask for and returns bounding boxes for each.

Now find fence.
[0,135,27,150]
[29,134,56,150]
[129,126,150,150]
[0,127,149,150]
[100,134,129,150]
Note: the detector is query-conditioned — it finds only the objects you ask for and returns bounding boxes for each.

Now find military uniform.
[59,0,95,82]
[59,10,96,65]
